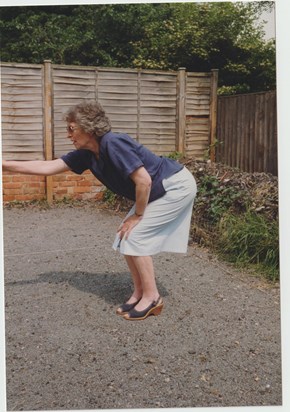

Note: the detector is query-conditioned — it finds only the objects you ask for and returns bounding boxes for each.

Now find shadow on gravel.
[5,271,169,304]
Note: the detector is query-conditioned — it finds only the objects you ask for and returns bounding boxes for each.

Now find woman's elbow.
[144,176,152,190]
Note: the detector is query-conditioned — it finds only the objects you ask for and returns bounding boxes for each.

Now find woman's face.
[66,122,95,150]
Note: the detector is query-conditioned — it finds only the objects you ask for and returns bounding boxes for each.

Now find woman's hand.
[117,166,151,240]
[117,213,142,240]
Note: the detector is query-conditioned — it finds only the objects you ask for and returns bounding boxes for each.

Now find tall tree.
[128,2,276,93]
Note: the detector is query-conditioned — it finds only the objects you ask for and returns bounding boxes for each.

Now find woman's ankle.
[126,292,142,304]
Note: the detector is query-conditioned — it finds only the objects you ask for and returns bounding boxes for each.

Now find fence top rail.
[1,61,212,78]
[218,89,276,99]
[1,62,43,69]
[51,64,179,76]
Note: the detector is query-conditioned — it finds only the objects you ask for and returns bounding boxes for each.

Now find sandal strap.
[117,298,141,314]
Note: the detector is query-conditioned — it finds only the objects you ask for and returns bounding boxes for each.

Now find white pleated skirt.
[112,167,197,256]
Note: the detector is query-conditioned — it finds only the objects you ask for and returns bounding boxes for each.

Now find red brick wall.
[2,170,104,203]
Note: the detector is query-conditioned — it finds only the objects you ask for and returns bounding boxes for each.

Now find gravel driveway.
[3,204,282,410]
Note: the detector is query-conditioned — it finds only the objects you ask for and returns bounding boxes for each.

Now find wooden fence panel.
[216,91,277,175]
[52,66,97,158]
[139,71,177,155]
[185,73,212,159]
[1,63,44,160]
[97,68,139,138]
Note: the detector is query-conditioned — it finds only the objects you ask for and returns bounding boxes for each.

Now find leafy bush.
[195,174,249,224]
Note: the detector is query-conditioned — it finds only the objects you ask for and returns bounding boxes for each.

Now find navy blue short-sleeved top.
[61,131,183,203]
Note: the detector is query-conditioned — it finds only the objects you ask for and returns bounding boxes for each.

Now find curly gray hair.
[64,101,111,137]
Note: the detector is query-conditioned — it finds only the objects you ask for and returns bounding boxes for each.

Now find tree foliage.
[0,2,275,94]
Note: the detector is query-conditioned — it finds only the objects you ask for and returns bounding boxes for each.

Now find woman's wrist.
[135,211,143,217]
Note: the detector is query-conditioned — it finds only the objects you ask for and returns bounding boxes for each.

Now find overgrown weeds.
[216,210,279,281]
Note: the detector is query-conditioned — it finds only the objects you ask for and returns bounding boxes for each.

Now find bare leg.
[124,255,143,303]
[125,255,160,311]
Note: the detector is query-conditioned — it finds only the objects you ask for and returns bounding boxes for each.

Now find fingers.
[117,222,130,240]
[117,214,142,240]
[117,220,136,240]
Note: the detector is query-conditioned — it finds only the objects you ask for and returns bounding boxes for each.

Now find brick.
[23,187,42,195]
[3,195,16,202]
[14,194,43,201]
[12,175,30,182]
[52,175,66,182]
[34,194,46,200]
[77,180,91,187]
[2,175,13,183]
[28,182,43,188]
[73,186,89,193]
[88,179,102,186]
[54,189,68,195]
[3,188,23,195]
[30,176,45,182]
[66,175,83,181]
[58,181,76,188]
[3,182,23,189]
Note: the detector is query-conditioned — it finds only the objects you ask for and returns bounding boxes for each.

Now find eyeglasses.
[66,126,78,133]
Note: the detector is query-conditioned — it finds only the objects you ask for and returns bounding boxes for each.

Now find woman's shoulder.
[102,131,134,142]
[101,131,138,150]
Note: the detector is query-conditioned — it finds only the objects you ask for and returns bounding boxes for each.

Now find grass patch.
[216,210,279,281]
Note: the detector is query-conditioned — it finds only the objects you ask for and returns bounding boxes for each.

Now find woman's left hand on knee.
[117,214,142,240]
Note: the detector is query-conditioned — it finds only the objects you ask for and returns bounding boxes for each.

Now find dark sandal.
[123,297,163,321]
[116,298,141,315]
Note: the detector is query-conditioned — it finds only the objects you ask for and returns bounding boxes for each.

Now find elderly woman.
[2,101,197,321]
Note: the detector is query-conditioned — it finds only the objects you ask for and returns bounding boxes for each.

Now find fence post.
[137,69,141,142]
[176,67,186,154]
[209,69,218,162]
[43,60,53,203]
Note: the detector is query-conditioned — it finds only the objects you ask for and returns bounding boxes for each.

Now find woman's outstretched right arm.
[2,158,70,176]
